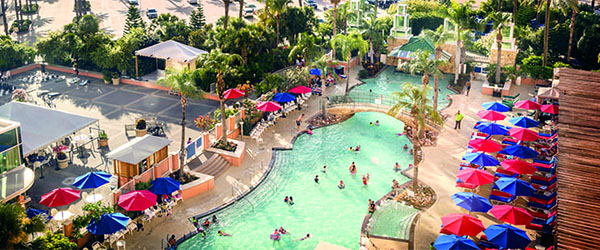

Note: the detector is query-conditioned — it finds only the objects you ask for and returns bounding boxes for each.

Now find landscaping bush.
[0,36,36,71]
[9,20,32,33]
[520,55,552,80]
[486,64,507,85]
[21,4,39,14]
[31,232,77,250]
[358,69,368,79]
[410,12,444,36]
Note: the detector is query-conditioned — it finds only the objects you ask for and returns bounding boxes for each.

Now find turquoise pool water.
[178,112,417,250]
[368,200,418,239]
[349,68,454,108]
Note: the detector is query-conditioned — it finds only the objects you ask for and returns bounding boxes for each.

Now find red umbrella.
[500,159,537,175]
[469,139,501,153]
[540,104,559,114]
[477,110,506,121]
[457,168,494,186]
[223,88,245,100]
[40,188,81,207]
[118,190,157,211]
[256,101,281,112]
[490,205,534,225]
[508,127,540,141]
[440,213,485,237]
[289,85,312,94]
[515,100,541,110]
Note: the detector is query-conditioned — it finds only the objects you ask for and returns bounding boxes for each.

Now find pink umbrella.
[457,168,494,186]
[223,88,245,100]
[500,159,537,175]
[256,101,281,112]
[40,188,81,207]
[515,100,541,110]
[289,85,312,94]
[540,104,559,114]
[477,110,506,121]
[508,127,540,141]
[118,190,157,211]
[469,139,501,153]
[490,205,534,225]
[440,213,485,237]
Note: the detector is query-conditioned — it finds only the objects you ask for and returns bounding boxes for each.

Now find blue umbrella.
[272,92,296,103]
[484,224,531,249]
[495,177,535,196]
[26,208,52,222]
[499,144,539,159]
[463,152,500,167]
[73,171,112,190]
[309,68,322,76]
[509,116,540,128]
[482,102,511,112]
[87,213,130,235]
[433,234,479,250]
[476,122,510,135]
[451,192,493,213]
[149,177,181,195]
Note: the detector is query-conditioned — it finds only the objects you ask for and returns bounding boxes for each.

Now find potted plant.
[111,72,120,86]
[98,130,109,147]
[135,119,147,137]
[57,151,69,169]
[102,71,111,84]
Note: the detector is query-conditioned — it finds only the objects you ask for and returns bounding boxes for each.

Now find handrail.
[232,184,255,211]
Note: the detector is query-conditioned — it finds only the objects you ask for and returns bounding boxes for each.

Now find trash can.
[335,66,345,75]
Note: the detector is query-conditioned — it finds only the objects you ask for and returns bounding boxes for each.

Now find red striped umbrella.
[515,100,541,110]
[457,168,494,186]
[118,190,157,211]
[223,88,245,100]
[469,139,502,153]
[477,110,506,121]
[508,127,540,141]
[490,205,534,225]
[40,188,81,207]
[440,213,485,237]
[500,159,537,175]
[540,104,559,114]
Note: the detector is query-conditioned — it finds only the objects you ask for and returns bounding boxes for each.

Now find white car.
[128,0,138,5]
[187,0,198,4]
[146,8,158,19]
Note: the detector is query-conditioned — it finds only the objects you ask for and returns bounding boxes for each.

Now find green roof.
[397,36,435,53]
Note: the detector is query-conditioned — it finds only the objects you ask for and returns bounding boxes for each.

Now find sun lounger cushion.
[491,190,513,198]
[532,191,557,200]
[528,200,556,210]
[490,194,515,203]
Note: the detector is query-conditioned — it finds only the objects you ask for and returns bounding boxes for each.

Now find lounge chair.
[532,191,557,200]
[528,199,556,210]
[502,92,521,101]
[489,194,515,204]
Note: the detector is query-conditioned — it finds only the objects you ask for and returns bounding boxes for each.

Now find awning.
[106,135,172,165]
[135,40,208,63]
[537,87,560,100]
[0,102,98,155]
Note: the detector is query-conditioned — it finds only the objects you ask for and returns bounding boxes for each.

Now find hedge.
[410,12,444,36]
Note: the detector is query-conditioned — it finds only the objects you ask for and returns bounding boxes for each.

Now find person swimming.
[392,179,400,189]
[366,173,370,181]
[314,175,319,184]
[297,234,311,241]
[369,122,374,126]
[289,196,294,205]
[279,227,287,234]
[284,196,289,203]
[362,175,368,185]
[394,162,401,170]
[375,120,380,126]
[212,215,218,224]
[201,219,211,228]
[355,145,361,151]
[403,144,409,150]
[338,180,346,189]
[218,230,232,236]
[322,166,327,173]
[197,227,207,237]
[349,147,354,151]
[271,229,281,241]
[349,162,357,174]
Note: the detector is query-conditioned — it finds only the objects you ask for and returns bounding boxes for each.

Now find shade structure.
[477,110,506,121]
[433,234,479,250]
[509,116,540,128]
[515,100,541,110]
[309,68,322,76]
[440,213,485,237]
[40,188,81,207]
[86,213,130,235]
[484,224,531,249]
[540,104,559,114]
[223,89,245,100]
[495,177,535,196]
[500,159,537,175]
[468,139,501,153]
[26,208,49,219]
[256,101,281,112]
[490,205,534,225]
[476,122,510,135]
[451,192,493,213]
[148,177,181,195]
[272,93,296,103]
[463,152,500,167]
[482,102,511,112]
[73,171,112,190]
[457,168,494,186]
[118,190,157,211]
[508,127,540,141]
[500,144,539,159]
[289,85,312,94]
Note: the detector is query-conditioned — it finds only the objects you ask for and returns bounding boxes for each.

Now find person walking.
[455,111,464,129]
[465,80,471,96]
[296,114,305,131]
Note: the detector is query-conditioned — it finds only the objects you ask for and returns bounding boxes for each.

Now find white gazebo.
[134,40,208,78]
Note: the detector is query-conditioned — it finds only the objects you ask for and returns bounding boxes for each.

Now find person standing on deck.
[455,111,464,129]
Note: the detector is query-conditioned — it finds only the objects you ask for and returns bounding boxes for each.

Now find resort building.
[0,118,34,203]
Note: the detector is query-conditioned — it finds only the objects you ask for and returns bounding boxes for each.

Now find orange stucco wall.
[180,178,215,200]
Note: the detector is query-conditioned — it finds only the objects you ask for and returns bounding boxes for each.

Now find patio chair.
[91,241,105,250]
[502,92,520,101]
[172,191,183,203]
[78,80,90,86]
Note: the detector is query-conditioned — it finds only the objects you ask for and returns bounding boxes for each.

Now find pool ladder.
[232,184,255,211]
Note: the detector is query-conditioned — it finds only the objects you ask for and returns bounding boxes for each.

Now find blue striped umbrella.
[73,171,111,190]
[509,116,539,128]
[499,144,539,159]
[463,152,500,167]
[149,177,181,195]
[482,102,511,112]
[451,192,493,213]
[475,122,510,135]
[484,224,531,249]
[495,177,535,196]
[87,213,130,235]
[272,93,296,103]
[434,234,479,250]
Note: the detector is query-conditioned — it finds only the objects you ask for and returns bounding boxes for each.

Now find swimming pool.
[178,112,417,250]
[349,68,454,109]
[367,199,418,240]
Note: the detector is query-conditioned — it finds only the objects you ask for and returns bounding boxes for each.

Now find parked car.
[304,0,318,9]
[243,9,254,18]
[187,0,198,4]
[128,0,138,5]
[146,8,158,19]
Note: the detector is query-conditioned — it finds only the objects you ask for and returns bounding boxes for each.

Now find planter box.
[58,157,69,169]
[521,77,549,86]
[99,138,108,147]
[180,171,214,200]
[135,128,146,137]
[112,78,120,86]
[206,139,245,166]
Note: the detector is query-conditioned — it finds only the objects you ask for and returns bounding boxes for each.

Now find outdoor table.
[85,193,104,203]
[73,135,90,158]
[52,210,73,221]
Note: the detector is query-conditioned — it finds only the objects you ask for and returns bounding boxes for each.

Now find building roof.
[106,135,172,165]
[389,36,451,60]
[555,68,600,250]
[135,40,208,63]
[0,102,98,155]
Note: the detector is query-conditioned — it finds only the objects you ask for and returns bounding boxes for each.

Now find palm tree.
[0,202,45,249]
[239,0,245,19]
[271,0,291,45]
[312,55,338,118]
[360,12,380,64]
[400,50,446,111]
[1,0,8,35]
[488,12,511,85]
[157,67,205,175]
[566,0,579,61]
[330,0,341,57]
[542,0,550,66]
[222,0,232,29]
[288,33,323,63]
[444,0,473,84]
[198,49,243,145]
[388,84,443,192]
[424,27,454,111]
[540,0,578,65]
[331,32,368,94]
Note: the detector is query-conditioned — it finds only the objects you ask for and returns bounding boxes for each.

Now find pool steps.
[193,154,232,178]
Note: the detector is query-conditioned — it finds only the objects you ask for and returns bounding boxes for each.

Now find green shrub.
[410,12,444,36]
[358,69,368,79]
[9,20,32,33]
[21,4,39,14]
[31,232,77,250]
[520,55,552,79]
[552,61,571,69]
[486,64,507,85]
[135,181,151,190]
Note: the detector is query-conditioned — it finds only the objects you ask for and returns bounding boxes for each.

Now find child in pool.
[362,175,368,185]
[284,196,289,203]
[279,227,287,234]
[288,196,294,205]
[322,166,327,173]
[375,120,380,126]
[297,234,311,241]
[218,230,232,236]
[338,180,346,189]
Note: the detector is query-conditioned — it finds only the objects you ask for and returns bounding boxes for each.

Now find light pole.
[239,122,244,141]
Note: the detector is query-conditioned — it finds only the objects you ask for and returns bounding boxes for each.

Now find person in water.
[218,230,232,236]
[403,144,409,150]
[392,179,400,189]
[338,180,346,189]
[201,219,211,228]
[369,122,374,126]
[349,147,354,151]
[288,196,294,205]
[366,173,370,181]
[284,196,289,203]
[314,175,319,184]
[375,120,380,126]
[349,162,356,174]
[322,166,327,173]
[355,145,361,151]
[271,229,281,241]
[362,175,368,185]
[212,215,218,223]
[279,227,287,234]
[298,234,311,241]
[394,162,401,171]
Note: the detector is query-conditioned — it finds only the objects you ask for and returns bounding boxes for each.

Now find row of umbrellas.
[223,85,313,113]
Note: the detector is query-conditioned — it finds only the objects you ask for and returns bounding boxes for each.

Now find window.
[0,129,18,152]
[0,146,21,174]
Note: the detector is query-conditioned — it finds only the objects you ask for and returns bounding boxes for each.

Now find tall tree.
[222,0,232,29]
[388,84,443,192]
[1,0,8,35]
[443,0,473,84]
[0,202,45,249]
[311,55,335,118]
[400,50,445,89]
[239,0,244,19]
[360,12,380,63]
[488,12,511,85]
[566,0,579,61]
[197,49,243,145]
[124,4,145,34]
[331,32,368,94]
[424,26,453,111]
[330,0,341,58]
[190,3,206,30]
[288,32,322,63]
[541,0,577,65]
[157,67,205,176]
[271,0,291,45]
